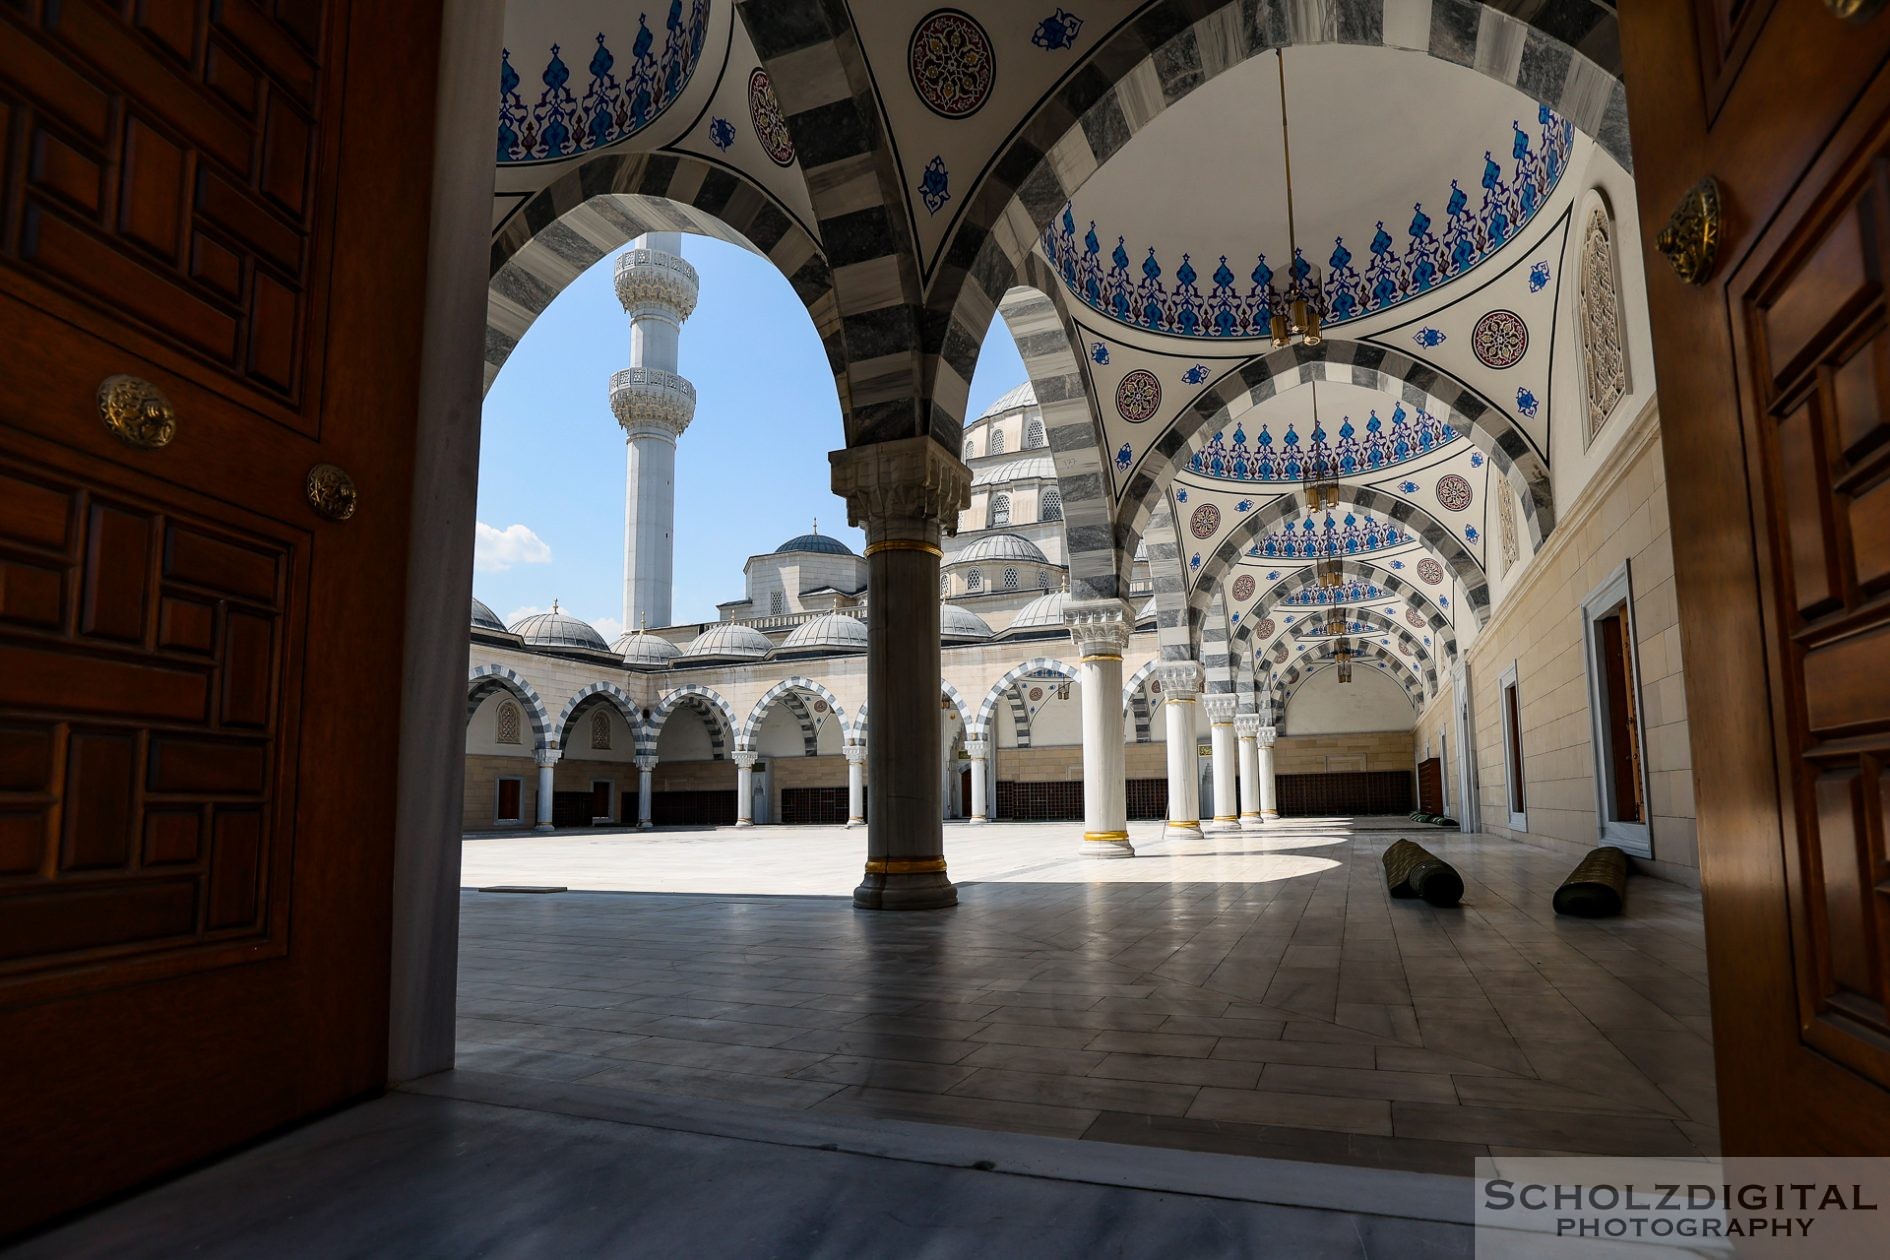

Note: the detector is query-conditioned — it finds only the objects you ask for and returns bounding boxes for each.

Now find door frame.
[1580,561,1654,857]
[1451,661,1479,833]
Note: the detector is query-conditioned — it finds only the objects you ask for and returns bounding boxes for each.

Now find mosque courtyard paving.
[456,820,1717,1176]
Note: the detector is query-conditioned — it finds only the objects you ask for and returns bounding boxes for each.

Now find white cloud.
[474,522,552,572]
[591,616,625,644]
[505,604,549,626]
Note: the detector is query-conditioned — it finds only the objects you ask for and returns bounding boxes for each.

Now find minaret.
[610,232,698,631]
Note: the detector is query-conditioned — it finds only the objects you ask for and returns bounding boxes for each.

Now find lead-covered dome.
[680,622,774,660]
[615,628,682,669]
[781,612,868,652]
[952,533,1047,564]
[975,381,1036,420]
[511,603,609,652]
[1005,590,1070,632]
[941,602,993,642]
[471,597,505,632]
[775,532,854,557]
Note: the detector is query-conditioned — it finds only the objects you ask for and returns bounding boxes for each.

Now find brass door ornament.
[1656,177,1722,285]
[1827,0,1889,21]
[306,464,358,521]
[96,375,177,449]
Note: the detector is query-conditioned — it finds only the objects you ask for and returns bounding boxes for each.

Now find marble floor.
[457,819,1719,1176]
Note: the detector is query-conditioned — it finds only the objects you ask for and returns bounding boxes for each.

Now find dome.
[680,622,774,660]
[952,533,1047,565]
[471,597,505,632]
[781,612,868,652]
[974,381,1036,421]
[615,628,682,669]
[511,603,608,652]
[1136,596,1158,622]
[940,602,993,641]
[1005,590,1070,633]
[972,456,1058,486]
[775,531,854,557]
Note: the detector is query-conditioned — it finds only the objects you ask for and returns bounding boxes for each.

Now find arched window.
[1041,489,1062,522]
[940,574,950,596]
[988,428,1006,456]
[496,701,521,745]
[989,493,1011,528]
[966,569,983,592]
[1039,571,1052,592]
[1578,203,1630,441]
[591,709,612,749]
[1024,418,1045,449]
[963,438,974,460]
[1003,568,1019,590]
[769,590,785,615]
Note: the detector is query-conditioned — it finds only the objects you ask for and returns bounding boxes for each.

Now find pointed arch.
[975,658,1078,738]
[648,684,740,759]
[740,676,848,750]
[1234,557,1455,649]
[845,681,971,744]
[553,681,641,750]
[467,664,552,750]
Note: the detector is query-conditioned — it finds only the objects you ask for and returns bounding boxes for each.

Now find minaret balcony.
[610,366,697,435]
[614,248,700,320]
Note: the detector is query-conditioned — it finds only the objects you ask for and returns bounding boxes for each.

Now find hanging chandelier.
[1302,380,1340,512]
[1334,639,1354,684]
[1269,50,1323,351]
[1316,556,1343,589]
[1324,609,1348,637]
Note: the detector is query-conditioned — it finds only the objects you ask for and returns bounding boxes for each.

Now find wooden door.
[1621,1,1890,1153]
[0,0,442,1231]
[1417,756,1442,815]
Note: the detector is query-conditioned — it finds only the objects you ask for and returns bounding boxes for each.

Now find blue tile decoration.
[1031,8,1084,50]
[708,116,735,150]
[919,156,952,213]
[1189,404,1458,482]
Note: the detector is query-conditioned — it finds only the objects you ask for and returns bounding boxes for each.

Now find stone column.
[635,755,657,830]
[1157,662,1204,840]
[1203,696,1240,830]
[964,738,990,824]
[733,749,758,827]
[1258,726,1280,819]
[831,436,972,910]
[1068,603,1133,858]
[533,747,558,833]
[1235,715,1263,829]
[844,742,867,828]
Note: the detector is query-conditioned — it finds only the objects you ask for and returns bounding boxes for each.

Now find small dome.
[974,381,1037,421]
[681,622,774,660]
[511,603,609,652]
[941,602,993,641]
[972,456,1058,486]
[952,533,1047,565]
[781,612,868,652]
[1136,596,1158,623]
[775,531,854,557]
[471,597,505,632]
[615,628,682,669]
[1006,590,1070,632]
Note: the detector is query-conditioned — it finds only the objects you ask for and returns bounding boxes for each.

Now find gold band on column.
[1211,721,1233,728]
[864,539,942,558]
[1213,815,1237,822]
[1239,811,1261,819]
[1079,653,1122,663]
[863,857,947,874]
[1167,819,1199,827]
[1083,830,1130,841]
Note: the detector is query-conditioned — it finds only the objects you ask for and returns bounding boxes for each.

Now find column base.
[1082,831,1135,859]
[1261,809,1281,820]
[638,821,654,831]
[846,817,864,829]
[853,860,956,910]
[533,822,555,834]
[1238,813,1263,831]
[966,815,988,826]
[1163,820,1204,841]
[735,819,755,829]
[1205,816,1240,832]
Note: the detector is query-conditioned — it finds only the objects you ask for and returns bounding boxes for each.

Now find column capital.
[1065,600,1132,657]
[732,749,759,769]
[962,738,989,760]
[1203,695,1238,724]
[829,436,972,545]
[843,743,869,765]
[634,754,659,772]
[534,747,560,768]
[1258,726,1277,748]
[1235,713,1263,738]
[1153,660,1202,700]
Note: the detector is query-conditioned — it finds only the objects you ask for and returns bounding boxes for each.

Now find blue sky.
[476,235,1027,637]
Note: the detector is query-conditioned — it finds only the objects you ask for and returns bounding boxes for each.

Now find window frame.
[1041,488,1062,522]
[494,775,524,825]
[1580,561,1654,856]
[989,493,1011,528]
[1498,661,1527,832]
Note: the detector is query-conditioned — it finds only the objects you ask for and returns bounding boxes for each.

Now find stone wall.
[1272,731,1415,775]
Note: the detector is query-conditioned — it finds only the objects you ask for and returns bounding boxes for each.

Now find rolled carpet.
[1554,846,1629,917]
[1382,838,1465,907]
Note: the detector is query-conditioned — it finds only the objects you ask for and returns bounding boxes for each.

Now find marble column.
[1156,662,1204,840]
[733,749,757,827]
[1068,603,1133,858]
[634,755,657,830]
[844,742,867,828]
[1204,695,1239,831]
[964,739,990,824]
[533,747,558,833]
[1258,726,1280,819]
[831,436,972,910]
[1235,715,1263,829]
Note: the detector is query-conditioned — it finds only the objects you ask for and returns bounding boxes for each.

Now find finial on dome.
[640,612,648,630]
[812,517,819,534]
[552,598,560,613]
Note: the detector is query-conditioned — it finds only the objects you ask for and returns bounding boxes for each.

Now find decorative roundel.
[1151,680,1162,694]
[1435,473,1474,512]
[748,69,795,167]
[1028,686,1044,702]
[1115,369,1162,422]
[813,699,828,713]
[1405,608,1425,629]
[1471,309,1528,369]
[1189,503,1222,539]
[1231,574,1256,601]
[1416,557,1446,585]
[908,9,995,119]
[1255,618,1276,639]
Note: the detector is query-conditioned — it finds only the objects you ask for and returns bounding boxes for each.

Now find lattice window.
[989,428,1006,456]
[941,575,950,596]
[1579,205,1630,441]
[989,494,1011,528]
[496,701,522,745]
[591,709,612,749]
[1003,568,1019,590]
[1499,486,1520,571]
[1041,489,1062,522]
[1025,419,1045,449]
[1039,571,1052,591]
[967,569,983,591]
[963,439,974,460]
[770,590,785,615]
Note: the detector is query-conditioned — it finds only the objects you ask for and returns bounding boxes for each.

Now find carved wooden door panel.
[1621,2,1890,1152]
[0,0,441,1232]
